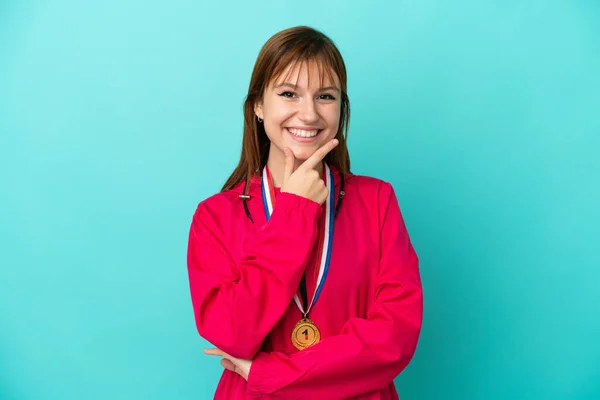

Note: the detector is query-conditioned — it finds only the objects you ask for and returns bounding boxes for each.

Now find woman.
[186,25,423,399]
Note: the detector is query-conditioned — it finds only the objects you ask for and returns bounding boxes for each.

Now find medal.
[262,163,335,350]
[291,317,321,349]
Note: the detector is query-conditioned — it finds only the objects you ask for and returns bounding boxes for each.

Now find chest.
[229,196,380,315]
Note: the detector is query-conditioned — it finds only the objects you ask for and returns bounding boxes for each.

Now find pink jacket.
[187,166,423,399]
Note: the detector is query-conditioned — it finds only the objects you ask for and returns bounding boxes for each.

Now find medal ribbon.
[262,163,335,317]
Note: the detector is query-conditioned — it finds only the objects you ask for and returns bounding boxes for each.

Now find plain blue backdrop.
[1,1,599,399]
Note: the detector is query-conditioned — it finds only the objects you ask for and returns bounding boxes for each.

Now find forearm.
[188,192,322,358]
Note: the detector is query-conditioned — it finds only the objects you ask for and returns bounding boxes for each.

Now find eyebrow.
[274,82,341,93]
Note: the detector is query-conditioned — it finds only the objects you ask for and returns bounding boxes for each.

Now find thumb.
[283,147,295,183]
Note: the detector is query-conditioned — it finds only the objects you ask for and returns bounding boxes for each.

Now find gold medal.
[291,317,321,350]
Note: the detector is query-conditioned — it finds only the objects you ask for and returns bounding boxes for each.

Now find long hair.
[221,26,351,193]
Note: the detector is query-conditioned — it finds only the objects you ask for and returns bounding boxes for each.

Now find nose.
[297,97,319,123]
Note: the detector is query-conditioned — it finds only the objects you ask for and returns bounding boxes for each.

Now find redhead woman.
[186,25,423,399]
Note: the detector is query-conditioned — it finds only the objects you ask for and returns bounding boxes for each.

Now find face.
[255,61,342,163]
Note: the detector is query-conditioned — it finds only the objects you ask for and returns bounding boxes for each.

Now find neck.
[266,145,324,188]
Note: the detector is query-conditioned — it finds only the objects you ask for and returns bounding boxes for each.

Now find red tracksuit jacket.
[187,165,423,399]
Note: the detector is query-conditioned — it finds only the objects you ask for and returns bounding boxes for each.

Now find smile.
[286,127,322,138]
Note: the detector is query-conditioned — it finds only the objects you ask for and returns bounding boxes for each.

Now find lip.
[286,126,323,131]
[285,127,322,142]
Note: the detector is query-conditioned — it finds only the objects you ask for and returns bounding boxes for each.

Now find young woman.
[186,26,423,399]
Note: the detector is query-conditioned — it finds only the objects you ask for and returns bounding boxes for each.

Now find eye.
[319,94,336,100]
[278,91,296,98]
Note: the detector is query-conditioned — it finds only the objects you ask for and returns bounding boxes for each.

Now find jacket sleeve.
[246,183,423,399]
[187,192,323,359]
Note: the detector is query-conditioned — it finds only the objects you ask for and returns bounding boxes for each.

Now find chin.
[290,147,319,161]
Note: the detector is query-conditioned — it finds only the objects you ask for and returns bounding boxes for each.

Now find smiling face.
[254,60,342,166]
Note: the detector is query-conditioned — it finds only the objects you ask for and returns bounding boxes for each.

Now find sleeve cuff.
[246,351,269,398]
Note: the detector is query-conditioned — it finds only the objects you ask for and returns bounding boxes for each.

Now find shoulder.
[344,173,402,226]
[344,174,409,234]
[345,173,396,199]
[192,183,246,224]
[198,190,240,211]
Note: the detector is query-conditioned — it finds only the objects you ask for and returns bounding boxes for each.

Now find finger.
[203,348,225,357]
[221,358,245,379]
[220,358,236,372]
[319,188,329,205]
[283,147,295,182]
[301,138,339,170]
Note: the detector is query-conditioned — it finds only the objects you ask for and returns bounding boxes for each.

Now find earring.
[257,116,263,123]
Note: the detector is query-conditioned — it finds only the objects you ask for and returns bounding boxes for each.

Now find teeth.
[288,128,319,138]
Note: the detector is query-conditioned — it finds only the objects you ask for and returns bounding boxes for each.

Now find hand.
[204,348,253,381]
[280,138,339,205]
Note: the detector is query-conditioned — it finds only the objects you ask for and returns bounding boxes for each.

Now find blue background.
[1,1,599,399]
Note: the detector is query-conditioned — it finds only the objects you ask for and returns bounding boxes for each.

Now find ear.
[254,102,264,120]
